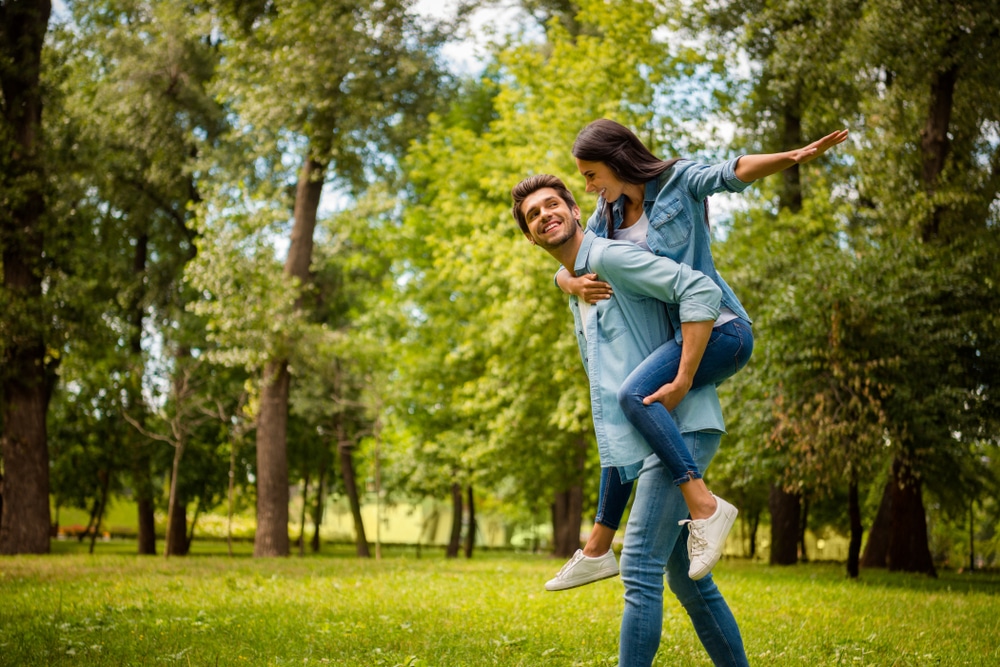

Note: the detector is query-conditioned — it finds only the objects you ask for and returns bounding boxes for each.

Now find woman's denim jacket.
[583,157,753,343]
[570,230,726,477]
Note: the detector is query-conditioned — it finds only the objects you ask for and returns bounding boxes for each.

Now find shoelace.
[680,519,708,558]
[555,550,586,578]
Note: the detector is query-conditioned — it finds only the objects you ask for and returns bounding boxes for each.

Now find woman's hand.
[735,129,849,181]
[563,273,613,303]
[787,129,849,165]
[642,375,694,412]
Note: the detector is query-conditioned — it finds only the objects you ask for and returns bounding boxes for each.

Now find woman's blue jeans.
[619,433,749,667]
[594,319,753,530]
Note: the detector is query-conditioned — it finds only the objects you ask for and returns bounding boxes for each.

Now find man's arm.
[597,243,721,409]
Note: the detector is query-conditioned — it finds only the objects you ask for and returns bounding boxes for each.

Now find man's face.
[576,158,624,202]
[520,187,580,250]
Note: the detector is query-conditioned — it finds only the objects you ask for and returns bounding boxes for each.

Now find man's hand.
[642,375,694,412]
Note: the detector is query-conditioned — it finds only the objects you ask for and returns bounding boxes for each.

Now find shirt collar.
[574,230,598,277]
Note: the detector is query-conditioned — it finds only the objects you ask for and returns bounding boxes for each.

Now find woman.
[545,119,848,589]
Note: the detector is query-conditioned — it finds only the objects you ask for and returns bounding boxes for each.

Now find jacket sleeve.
[596,242,721,322]
[678,158,753,201]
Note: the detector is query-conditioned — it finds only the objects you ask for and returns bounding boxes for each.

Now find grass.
[2,541,999,666]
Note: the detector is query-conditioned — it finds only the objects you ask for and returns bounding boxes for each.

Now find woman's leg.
[585,466,633,556]
[620,321,752,578]
[545,467,633,591]
[618,320,752,490]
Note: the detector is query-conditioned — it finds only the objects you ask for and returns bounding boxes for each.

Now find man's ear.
[573,205,581,223]
[523,232,536,245]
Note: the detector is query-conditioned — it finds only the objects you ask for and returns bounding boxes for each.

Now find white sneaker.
[680,495,738,581]
[544,548,619,591]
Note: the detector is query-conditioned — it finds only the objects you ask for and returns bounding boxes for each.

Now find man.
[511,174,749,667]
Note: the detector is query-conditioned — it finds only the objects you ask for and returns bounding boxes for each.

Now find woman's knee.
[617,380,643,417]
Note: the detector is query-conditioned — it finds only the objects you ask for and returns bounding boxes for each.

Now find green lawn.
[1,542,998,666]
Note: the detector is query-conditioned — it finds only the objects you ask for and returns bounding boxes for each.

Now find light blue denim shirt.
[584,157,754,341]
[570,230,726,478]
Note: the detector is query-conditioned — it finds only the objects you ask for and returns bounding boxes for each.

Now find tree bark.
[297,472,309,557]
[254,359,291,557]
[166,491,188,556]
[860,478,892,569]
[919,63,957,242]
[847,478,862,578]
[253,154,326,558]
[446,482,463,558]
[88,469,112,554]
[463,484,475,558]
[550,484,584,558]
[768,485,800,565]
[128,232,157,556]
[311,458,327,553]
[747,509,759,559]
[338,436,369,558]
[887,457,936,576]
[780,104,804,213]
[798,495,809,563]
[0,0,53,556]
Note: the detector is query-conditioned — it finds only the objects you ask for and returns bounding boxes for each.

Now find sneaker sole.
[544,569,620,592]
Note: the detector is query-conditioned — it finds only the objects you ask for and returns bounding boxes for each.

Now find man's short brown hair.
[510,174,578,235]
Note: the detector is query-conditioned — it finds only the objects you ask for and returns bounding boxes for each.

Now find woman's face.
[576,158,625,202]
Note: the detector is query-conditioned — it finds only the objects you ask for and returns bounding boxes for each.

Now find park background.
[2,1,1000,657]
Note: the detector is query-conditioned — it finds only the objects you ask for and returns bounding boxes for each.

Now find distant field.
[1,543,998,666]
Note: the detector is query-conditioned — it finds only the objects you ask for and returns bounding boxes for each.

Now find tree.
[190,0,449,557]
[0,0,53,555]
[51,0,224,555]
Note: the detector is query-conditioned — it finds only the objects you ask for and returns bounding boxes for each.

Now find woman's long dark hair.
[572,119,682,239]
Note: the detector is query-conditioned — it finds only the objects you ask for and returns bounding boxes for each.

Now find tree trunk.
[166,491,188,556]
[128,232,157,556]
[968,499,975,572]
[88,469,112,555]
[780,104,803,213]
[338,437,369,558]
[297,472,309,557]
[186,503,201,554]
[798,495,809,562]
[550,484,585,558]
[253,154,325,558]
[164,373,187,559]
[446,482,463,558]
[887,457,936,576]
[768,485,800,565]
[860,478,892,568]
[919,63,957,242]
[254,360,291,557]
[550,434,587,558]
[747,509,759,559]
[847,478,862,579]
[463,484,475,558]
[311,458,327,553]
[0,0,53,558]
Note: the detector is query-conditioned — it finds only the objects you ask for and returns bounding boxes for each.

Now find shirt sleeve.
[679,158,753,201]
[596,241,721,322]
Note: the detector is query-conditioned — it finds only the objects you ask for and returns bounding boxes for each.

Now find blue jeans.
[619,318,752,486]
[594,319,752,530]
[619,432,749,667]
